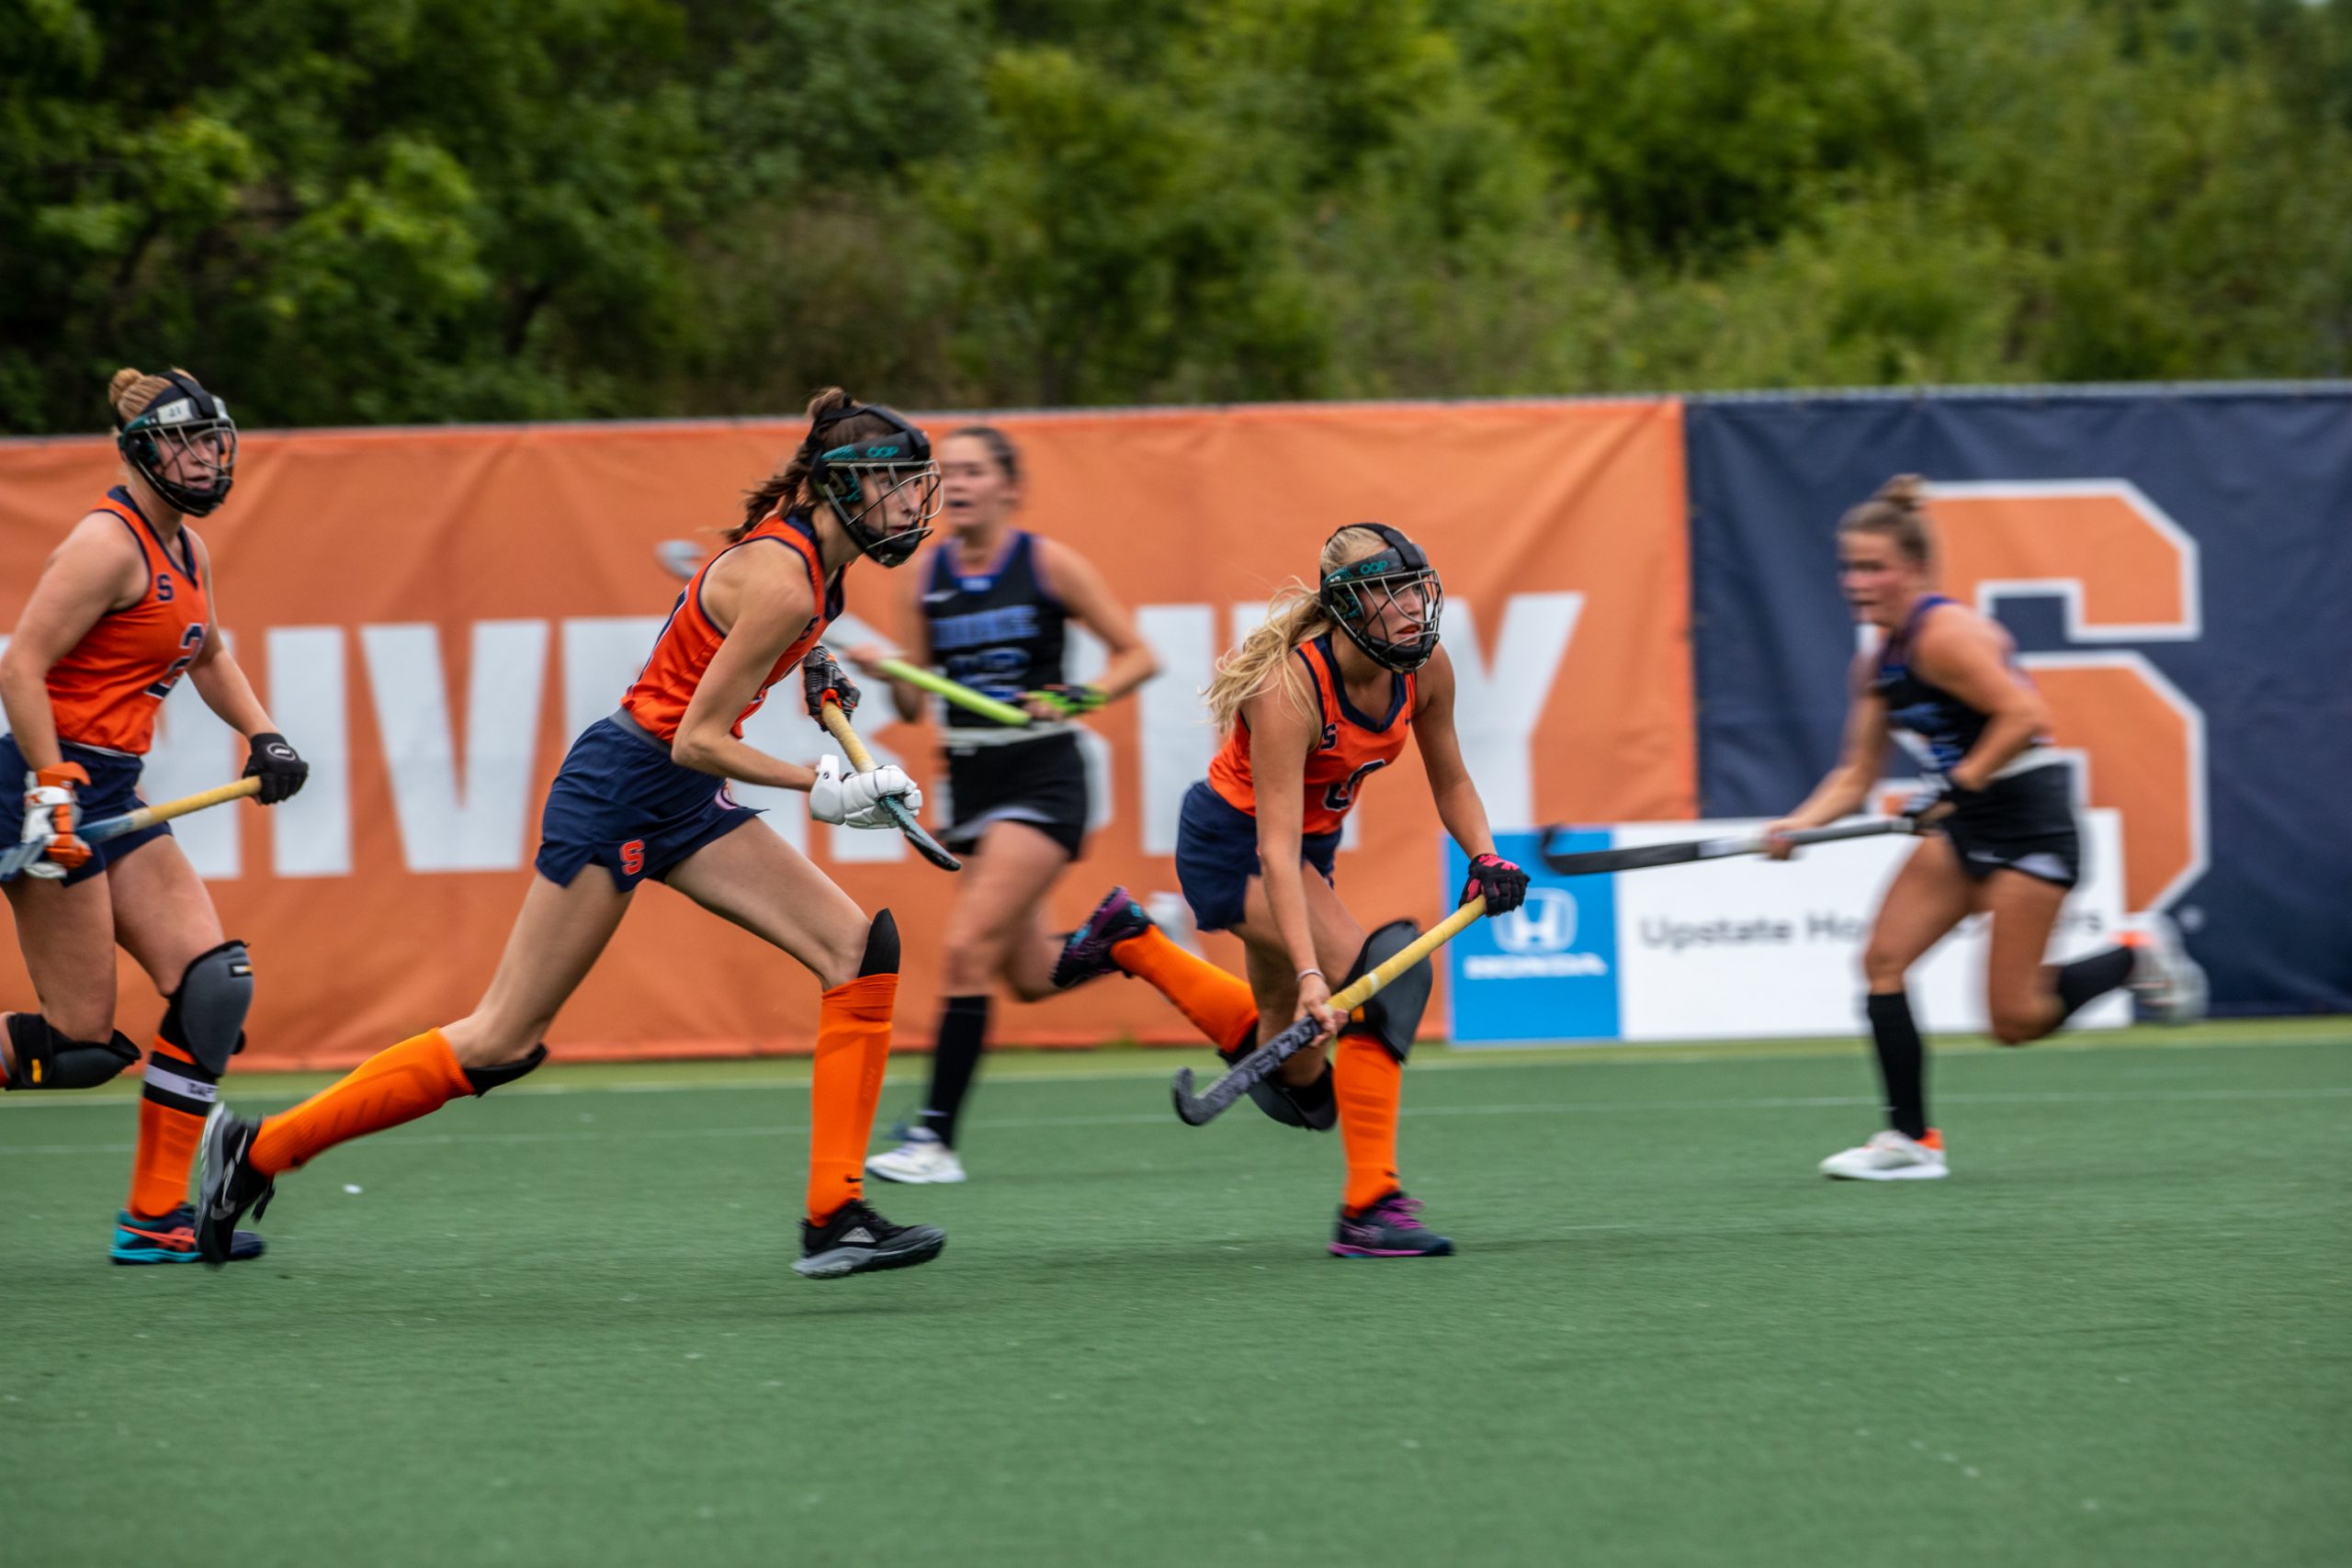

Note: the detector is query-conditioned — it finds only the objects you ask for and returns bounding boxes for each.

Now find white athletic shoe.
[2123,911,2209,1025]
[865,1128,967,1185]
[1819,1128,1949,1181]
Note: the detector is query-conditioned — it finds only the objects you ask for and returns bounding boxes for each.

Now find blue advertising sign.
[1442,829,1622,1044]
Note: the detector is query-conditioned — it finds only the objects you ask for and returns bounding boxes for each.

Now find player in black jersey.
[848,426,1159,1183]
[1765,476,2202,1181]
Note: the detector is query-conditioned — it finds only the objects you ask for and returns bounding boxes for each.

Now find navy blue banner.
[1686,389,2352,1013]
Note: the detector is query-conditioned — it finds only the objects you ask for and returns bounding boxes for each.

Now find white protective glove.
[19,764,91,881]
[808,753,922,830]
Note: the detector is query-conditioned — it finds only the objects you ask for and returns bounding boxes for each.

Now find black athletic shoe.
[1217,1043,1338,1132]
[195,1108,276,1268]
[1330,1190,1453,1258]
[793,1200,945,1280]
[1051,886,1153,990]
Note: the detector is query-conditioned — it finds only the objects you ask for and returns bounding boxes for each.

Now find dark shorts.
[1941,759,2081,890]
[534,714,762,893]
[1,735,169,886]
[1173,779,1340,933]
[943,730,1091,860]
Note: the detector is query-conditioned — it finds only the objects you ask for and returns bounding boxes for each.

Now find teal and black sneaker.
[109,1203,265,1265]
[1051,886,1153,990]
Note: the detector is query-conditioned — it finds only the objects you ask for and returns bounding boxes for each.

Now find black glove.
[1462,852,1529,915]
[802,645,861,722]
[243,732,308,805]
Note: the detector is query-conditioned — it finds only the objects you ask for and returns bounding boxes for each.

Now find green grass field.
[5,1021,2346,1568]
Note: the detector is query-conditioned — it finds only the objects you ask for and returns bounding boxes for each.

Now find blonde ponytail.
[1203,525,1392,731]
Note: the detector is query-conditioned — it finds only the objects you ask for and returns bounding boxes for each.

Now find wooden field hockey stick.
[1170,896,1489,1127]
[0,776,263,882]
[816,699,962,873]
[1536,818,1911,877]
[873,658,1035,728]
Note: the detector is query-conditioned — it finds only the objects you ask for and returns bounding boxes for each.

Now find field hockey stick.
[873,658,1035,728]
[0,776,263,882]
[815,699,962,873]
[1536,818,1911,877]
[1170,896,1489,1127]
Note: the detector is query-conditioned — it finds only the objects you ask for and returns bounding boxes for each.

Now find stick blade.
[1170,1067,1216,1126]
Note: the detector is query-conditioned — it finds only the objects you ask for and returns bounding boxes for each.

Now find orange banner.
[0,400,1691,1067]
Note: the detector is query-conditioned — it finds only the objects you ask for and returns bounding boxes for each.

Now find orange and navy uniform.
[622,511,839,743]
[1208,634,1416,833]
[45,487,211,756]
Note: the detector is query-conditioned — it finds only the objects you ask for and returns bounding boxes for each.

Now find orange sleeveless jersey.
[621,512,841,743]
[43,488,212,755]
[1207,634,1416,835]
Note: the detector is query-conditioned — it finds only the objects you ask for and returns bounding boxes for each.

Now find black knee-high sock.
[2053,945,2135,1025]
[1865,990,1929,1141]
[917,995,990,1148]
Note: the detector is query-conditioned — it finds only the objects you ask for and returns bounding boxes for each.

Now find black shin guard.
[464,1043,548,1096]
[860,909,901,977]
[918,995,989,1147]
[4,1014,140,1091]
[1865,991,1930,1141]
[2053,945,2135,1025]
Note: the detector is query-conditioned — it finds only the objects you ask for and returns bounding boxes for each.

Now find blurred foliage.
[3,0,2347,431]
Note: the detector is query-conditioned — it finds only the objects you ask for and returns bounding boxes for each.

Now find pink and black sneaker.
[1330,1190,1453,1258]
[1051,886,1153,990]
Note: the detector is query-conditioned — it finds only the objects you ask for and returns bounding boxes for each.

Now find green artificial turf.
[3,1024,2346,1567]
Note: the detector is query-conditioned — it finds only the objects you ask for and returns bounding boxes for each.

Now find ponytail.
[1202,525,1392,731]
[735,387,860,542]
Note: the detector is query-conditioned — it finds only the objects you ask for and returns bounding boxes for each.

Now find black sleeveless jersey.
[922,531,1069,732]
[1872,593,2038,776]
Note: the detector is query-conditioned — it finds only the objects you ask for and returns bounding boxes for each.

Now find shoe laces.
[1363,1193,1424,1228]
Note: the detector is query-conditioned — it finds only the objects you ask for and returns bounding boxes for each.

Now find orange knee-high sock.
[808,974,898,1224]
[128,1041,217,1218]
[249,1030,472,1178]
[1334,1032,1403,1213]
[1112,926,1260,1055]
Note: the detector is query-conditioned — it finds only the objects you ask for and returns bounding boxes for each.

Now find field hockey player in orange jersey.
[849,425,1160,1186]
[1056,525,1529,1257]
[1765,476,2204,1181]
[0,367,310,1264]
[197,389,950,1280]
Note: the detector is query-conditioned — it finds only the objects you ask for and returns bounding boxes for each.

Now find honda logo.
[1492,887,1578,954]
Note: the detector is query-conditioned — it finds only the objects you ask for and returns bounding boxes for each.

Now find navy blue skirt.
[535,716,762,892]
[1,735,169,886]
[1172,779,1340,933]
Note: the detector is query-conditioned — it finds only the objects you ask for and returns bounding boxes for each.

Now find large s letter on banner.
[1686,389,2352,1014]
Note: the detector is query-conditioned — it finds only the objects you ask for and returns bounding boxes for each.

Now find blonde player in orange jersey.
[197,389,952,1280]
[1056,525,1529,1258]
[0,367,309,1265]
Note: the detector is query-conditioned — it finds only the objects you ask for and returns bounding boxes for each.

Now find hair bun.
[107,367,145,412]
[1875,473,1927,510]
[804,386,855,423]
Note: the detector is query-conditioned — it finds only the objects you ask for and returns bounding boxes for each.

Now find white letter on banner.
[141,658,243,878]
[266,627,352,877]
[1446,593,1583,830]
[1138,604,1216,854]
[560,616,664,745]
[1066,623,1114,834]
[362,621,549,872]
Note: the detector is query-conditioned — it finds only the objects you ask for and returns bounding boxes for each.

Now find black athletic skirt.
[943,729,1091,859]
[1940,758,2080,889]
